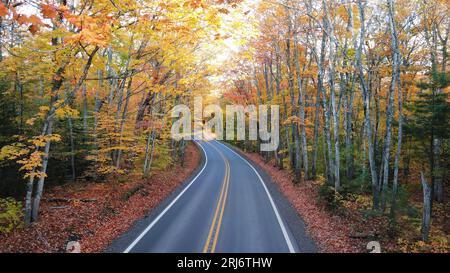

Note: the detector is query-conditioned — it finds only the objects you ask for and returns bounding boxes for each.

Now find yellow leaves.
[336,5,348,21]
[38,106,50,119]
[55,105,79,119]
[0,144,29,161]
[39,105,50,112]
[29,138,45,148]
[2,133,62,179]
[47,134,62,142]
[29,134,61,148]
[0,137,58,179]
[17,151,48,179]
[97,165,125,175]
[0,2,8,17]
[26,118,37,126]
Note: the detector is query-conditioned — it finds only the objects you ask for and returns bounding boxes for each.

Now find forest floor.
[239,149,449,253]
[0,142,201,253]
[0,140,447,253]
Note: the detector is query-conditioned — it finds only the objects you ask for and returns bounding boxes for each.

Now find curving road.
[108,140,316,253]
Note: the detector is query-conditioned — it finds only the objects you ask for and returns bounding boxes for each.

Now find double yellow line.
[202,142,230,253]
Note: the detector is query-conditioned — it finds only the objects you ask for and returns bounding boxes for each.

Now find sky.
[205,0,260,96]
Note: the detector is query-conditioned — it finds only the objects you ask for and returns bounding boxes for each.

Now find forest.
[0,0,448,253]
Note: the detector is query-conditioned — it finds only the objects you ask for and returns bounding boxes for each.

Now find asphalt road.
[107,140,317,253]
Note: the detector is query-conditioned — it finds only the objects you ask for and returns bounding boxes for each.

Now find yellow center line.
[211,158,230,252]
[202,141,230,253]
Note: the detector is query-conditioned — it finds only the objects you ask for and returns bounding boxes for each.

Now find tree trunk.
[293,34,309,179]
[274,43,284,169]
[115,77,133,169]
[357,0,379,209]
[31,117,54,221]
[311,32,326,179]
[420,172,432,242]
[285,16,302,183]
[388,0,403,229]
[68,116,76,182]
[323,2,340,190]
[82,84,88,134]
[380,38,399,210]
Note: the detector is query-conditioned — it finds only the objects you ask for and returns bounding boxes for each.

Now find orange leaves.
[28,15,43,25]
[40,4,58,19]
[0,2,8,17]
[63,14,112,47]
[283,115,302,125]
[14,13,44,26]
[7,9,46,35]
[184,0,206,9]
[68,29,110,47]
[15,14,29,25]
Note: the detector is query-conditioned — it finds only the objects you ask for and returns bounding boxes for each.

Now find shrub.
[0,197,23,234]
[318,184,343,212]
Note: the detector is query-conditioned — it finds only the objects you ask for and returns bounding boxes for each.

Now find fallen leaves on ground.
[0,143,200,253]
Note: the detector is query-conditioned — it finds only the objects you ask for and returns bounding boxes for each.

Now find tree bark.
[293,34,309,179]
[388,0,403,228]
[285,11,302,183]
[420,172,432,242]
[31,117,54,221]
[67,116,76,182]
[357,0,379,209]
[323,0,340,190]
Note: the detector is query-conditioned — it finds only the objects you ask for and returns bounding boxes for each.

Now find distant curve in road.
[119,140,311,253]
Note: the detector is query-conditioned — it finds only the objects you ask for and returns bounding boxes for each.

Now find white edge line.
[215,141,296,253]
[123,141,208,253]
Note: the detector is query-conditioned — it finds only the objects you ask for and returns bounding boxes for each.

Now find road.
[111,140,315,253]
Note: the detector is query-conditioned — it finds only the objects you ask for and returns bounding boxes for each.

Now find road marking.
[211,155,230,252]
[123,141,208,253]
[202,152,227,253]
[216,141,296,253]
[202,141,230,253]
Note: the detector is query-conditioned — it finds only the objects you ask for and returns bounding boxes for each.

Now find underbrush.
[0,197,23,234]
[317,170,449,253]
